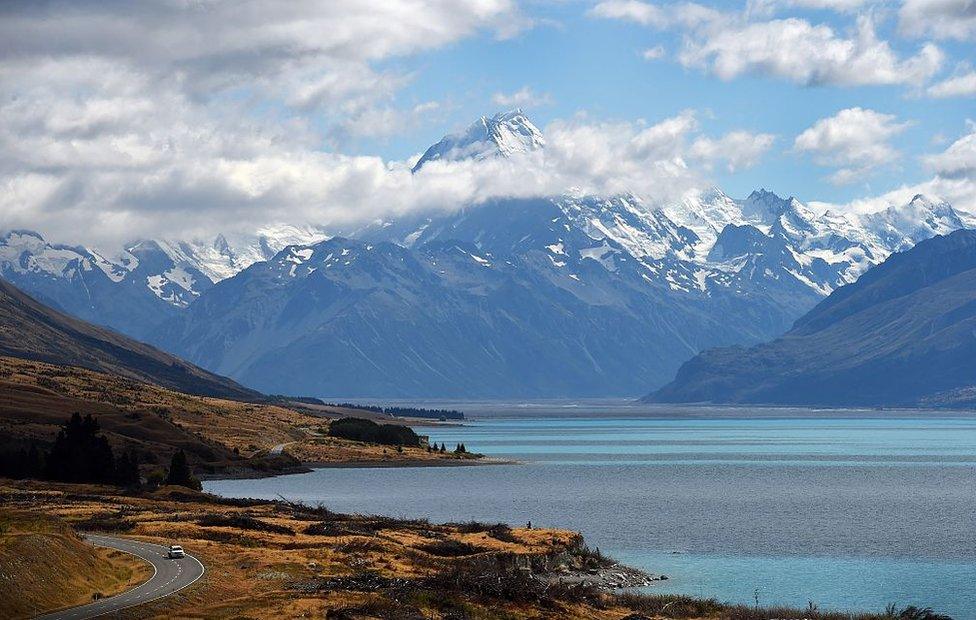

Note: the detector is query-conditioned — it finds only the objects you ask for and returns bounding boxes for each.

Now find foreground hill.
[0,277,257,399]
[648,230,976,407]
[0,356,468,475]
[0,509,150,618]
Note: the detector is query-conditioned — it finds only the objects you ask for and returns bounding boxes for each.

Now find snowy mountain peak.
[739,189,798,224]
[412,108,545,172]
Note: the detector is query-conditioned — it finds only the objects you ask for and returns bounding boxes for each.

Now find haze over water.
[206,404,976,618]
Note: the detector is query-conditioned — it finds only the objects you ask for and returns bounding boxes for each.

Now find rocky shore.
[549,559,667,590]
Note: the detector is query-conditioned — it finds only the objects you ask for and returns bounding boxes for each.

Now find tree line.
[0,412,201,490]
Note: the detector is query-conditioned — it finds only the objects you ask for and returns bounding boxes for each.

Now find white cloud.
[590,0,669,27]
[690,131,777,172]
[589,1,722,29]
[642,45,666,60]
[592,3,944,88]
[928,70,976,98]
[679,16,944,87]
[0,0,536,245]
[900,0,976,41]
[790,0,869,9]
[748,0,870,14]
[793,108,911,185]
[924,121,976,180]
[491,87,554,108]
[810,122,976,215]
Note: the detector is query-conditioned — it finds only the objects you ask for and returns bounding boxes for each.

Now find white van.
[167,544,186,559]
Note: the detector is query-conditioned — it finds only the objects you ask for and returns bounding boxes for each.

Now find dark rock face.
[648,229,976,407]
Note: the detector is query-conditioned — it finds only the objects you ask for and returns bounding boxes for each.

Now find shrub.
[196,513,295,535]
[418,539,483,557]
[327,417,420,447]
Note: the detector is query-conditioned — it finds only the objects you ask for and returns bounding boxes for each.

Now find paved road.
[36,535,205,620]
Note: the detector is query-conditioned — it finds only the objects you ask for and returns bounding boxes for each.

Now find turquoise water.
[205,409,976,618]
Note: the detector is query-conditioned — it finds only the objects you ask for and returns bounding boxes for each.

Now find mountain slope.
[151,199,807,398]
[647,229,976,407]
[0,277,258,399]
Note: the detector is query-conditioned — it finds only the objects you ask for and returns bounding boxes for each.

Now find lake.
[204,403,976,618]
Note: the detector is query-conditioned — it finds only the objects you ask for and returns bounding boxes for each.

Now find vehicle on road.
[167,544,185,559]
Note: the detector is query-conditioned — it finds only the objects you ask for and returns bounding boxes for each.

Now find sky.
[0,0,974,247]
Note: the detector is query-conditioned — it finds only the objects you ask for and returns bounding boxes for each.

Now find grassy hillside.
[649,230,976,407]
[0,509,151,619]
[0,277,257,399]
[0,356,477,474]
[0,481,948,620]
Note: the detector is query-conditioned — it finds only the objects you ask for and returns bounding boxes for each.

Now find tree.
[115,451,141,487]
[454,443,466,454]
[44,413,116,483]
[164,449,201,491]
[25,443,44,479]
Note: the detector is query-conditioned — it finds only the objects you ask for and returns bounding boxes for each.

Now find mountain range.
[648,229,976,407]
[3,110,974,397]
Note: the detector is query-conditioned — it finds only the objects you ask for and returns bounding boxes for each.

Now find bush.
[197,513,294,535]
[453,521,518,543]
[327,418,420,447]
[418,539,483,557]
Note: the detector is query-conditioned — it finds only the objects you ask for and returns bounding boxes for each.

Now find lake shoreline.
[201,455,517,480]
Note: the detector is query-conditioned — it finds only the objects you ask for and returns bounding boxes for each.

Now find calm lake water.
[205,404,976,618]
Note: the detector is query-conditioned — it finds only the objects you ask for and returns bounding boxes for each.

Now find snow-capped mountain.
[412,108,545,172]
[151,207,803,398]
[0,225,329,337]
[5,110,974,397]
[0,230,184,337]
[144,224,330,283]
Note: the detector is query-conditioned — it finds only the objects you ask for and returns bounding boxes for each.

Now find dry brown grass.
[0,480,594,619]
[0,356,480,472]
[0,509,152,619]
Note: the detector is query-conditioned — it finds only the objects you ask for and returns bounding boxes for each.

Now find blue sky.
[363,1,976,205]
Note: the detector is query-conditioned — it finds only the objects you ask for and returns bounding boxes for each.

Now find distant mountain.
[151,205,797,398]
[647,229,976,407]
[5,111,975,397]
[0,277,258,399]
[0,226,328,337]
[412,109,544,172]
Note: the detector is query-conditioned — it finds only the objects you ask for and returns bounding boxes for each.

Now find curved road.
[36,535,205,620]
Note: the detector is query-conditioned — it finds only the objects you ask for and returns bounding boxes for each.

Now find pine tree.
[164,449,201,491]
[115,451,141,487]
[44,413,116,483]
[25,443,44,479]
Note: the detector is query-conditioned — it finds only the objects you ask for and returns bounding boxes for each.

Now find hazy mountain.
[647,229,976,407]
[0,230,183,338]
[0,226,328,337]
[151,205,798,398]
[0,277,258,399]
[4,111,974,397]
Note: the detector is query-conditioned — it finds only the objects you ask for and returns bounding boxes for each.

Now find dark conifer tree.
[44,413,116,483]
[25,443,44,478]
[115,451,141,487]
[164,449,202,491]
